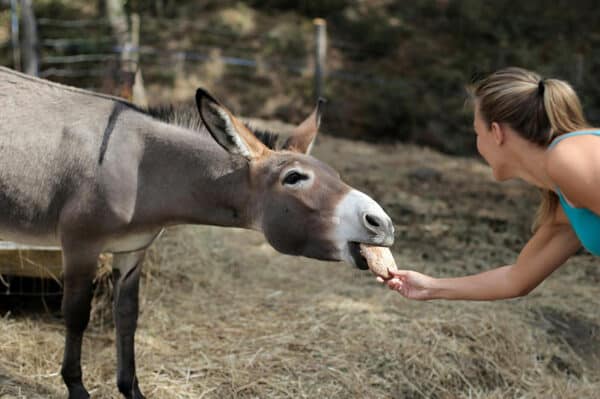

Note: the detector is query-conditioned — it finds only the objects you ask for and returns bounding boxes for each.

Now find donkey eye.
[283,171,309,186]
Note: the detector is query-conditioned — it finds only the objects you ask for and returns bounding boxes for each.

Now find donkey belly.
[0,225,60,246]
[0,185,62,246]
[0,152,67,247]
[103,228,164,253]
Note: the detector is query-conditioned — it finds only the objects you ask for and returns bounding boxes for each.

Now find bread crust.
[359,244,397,279]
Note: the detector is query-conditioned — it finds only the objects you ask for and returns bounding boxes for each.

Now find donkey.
[0,66,394,399]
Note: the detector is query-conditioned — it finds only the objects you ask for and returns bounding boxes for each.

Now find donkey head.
[196,89,394,269]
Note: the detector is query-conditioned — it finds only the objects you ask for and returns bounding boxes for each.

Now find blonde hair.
[469,67,590,230]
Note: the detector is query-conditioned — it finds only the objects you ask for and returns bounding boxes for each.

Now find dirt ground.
[1,130,600,398]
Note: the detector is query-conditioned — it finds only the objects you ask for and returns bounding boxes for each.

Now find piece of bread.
[359,244,397,279]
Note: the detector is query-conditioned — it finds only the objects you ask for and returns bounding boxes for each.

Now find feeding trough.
[0,241,63,295]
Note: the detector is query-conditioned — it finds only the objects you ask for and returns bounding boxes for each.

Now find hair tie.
[538,79,545,97]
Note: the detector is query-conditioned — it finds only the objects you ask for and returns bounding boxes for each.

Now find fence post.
[20,0,39,76]
[130,13,147,107]
[313,18,327,101]
[10,0,20,71]
[106,0,133,98]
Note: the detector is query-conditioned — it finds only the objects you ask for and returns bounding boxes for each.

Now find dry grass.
[1,134,600,398]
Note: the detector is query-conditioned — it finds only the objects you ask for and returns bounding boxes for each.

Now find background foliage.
[2,0,600,154]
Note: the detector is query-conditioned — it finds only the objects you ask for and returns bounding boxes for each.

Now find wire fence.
[32,16,406,95]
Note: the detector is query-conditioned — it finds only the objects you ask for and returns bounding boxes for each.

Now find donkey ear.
[196,88,268,160]
[285,98,325,155]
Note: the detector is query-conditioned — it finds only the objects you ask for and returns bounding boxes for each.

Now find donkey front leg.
[61,248,101,399]
[112,250,146,399]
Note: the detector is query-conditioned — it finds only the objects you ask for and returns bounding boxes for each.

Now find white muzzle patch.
[332,189,393,263]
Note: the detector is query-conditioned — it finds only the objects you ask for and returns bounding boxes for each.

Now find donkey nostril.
[365,214,381,228]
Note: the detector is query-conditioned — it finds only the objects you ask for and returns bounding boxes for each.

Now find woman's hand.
[377,270,437,300]
[374,214,580,301]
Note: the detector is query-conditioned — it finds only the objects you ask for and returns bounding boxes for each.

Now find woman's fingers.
[387,278,403,291]
[388,269,409,280]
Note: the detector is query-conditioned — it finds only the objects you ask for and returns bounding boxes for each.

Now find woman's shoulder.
[546,135,593,177]
[546,131,600,208]
[548,130,600,151]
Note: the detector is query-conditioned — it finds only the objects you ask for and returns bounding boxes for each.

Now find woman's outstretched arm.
[383,208,581,300]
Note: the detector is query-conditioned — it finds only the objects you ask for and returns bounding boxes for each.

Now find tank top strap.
[548,130,600,149]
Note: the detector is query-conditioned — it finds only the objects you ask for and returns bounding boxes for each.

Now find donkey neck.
[136,116,257,229]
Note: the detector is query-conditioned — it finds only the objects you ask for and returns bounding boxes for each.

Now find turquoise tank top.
[548,131,600,256]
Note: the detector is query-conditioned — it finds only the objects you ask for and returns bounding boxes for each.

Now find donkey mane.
[144,104,289,151]
[244,124,291,151]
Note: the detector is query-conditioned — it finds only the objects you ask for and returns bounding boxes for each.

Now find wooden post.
[105,0,146,105]
[20,0,39,76]
[130,13,147,107]
[106,0,133,99]
[313,18,327,101]
[10,0,20,71]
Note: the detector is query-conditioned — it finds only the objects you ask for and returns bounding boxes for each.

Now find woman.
[381,67,600,300]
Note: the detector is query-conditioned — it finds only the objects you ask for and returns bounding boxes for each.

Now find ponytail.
[534,78,590,230]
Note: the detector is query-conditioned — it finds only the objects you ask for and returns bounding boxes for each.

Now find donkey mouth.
[348,242,369,270]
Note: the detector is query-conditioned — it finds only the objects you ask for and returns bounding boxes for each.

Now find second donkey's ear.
[196,88,268,160]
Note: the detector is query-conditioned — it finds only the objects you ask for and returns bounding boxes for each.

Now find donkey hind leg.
[60,248,100,399]
[112,250,146,399]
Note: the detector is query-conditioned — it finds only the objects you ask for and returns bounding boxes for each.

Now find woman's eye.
[283,171,309,185]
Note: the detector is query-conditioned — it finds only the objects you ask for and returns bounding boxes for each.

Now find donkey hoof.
[67,385,90,399]
[118,380,145,399]
[132,384,146,399]
[127,386,146,399]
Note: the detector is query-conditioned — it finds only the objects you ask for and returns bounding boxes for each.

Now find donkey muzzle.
[334,189,395,252]
[362,212,394,246]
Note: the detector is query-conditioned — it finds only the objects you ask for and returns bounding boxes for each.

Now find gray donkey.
[0,66,394,399]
